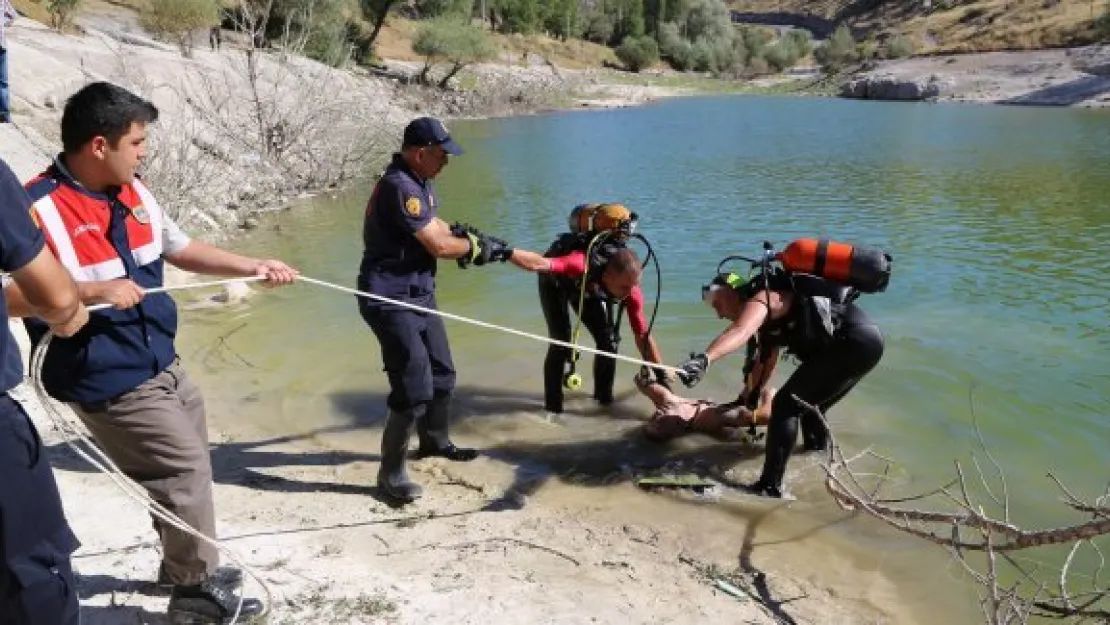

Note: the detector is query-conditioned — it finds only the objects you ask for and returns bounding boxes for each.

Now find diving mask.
[701,272,743,306]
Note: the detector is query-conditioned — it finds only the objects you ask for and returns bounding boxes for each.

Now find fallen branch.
[792,391,1110,624]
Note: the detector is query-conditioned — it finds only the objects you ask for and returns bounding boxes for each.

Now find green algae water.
[176,95,1110,623]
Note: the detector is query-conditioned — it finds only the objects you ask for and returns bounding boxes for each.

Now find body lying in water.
[635,368,775,441]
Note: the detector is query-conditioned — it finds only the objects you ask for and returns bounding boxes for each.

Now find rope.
[296,276,683,374]
[29,332,263,624]
[27,272,685,622]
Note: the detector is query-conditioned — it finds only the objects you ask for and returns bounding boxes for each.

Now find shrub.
[47,0,81,31]
[885,35,915,59]
[763,38,800,72]
[615,35,660,72]
[140,0,220,57]
[814,25,858,72]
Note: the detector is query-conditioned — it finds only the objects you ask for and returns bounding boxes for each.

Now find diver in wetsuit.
[676,269,885,498]
[503,203,668,414]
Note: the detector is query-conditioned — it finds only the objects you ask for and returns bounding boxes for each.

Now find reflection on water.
[175,96,1110,624]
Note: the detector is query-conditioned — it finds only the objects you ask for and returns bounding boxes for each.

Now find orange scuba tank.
[776,238,892,294]
[567,203,638,238]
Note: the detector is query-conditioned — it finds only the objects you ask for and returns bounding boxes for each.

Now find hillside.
[729,0,1106,53]
[11,0,622,70]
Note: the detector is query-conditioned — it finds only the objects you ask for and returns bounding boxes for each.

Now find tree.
[412,18,497,88]
[582,10,615,44]
[654,0,741,74]
[542,0,578,41]
[489,0,541,34]
[358,0,400,56]
[416,0,474,18]
[611,0,646,44]
[141,0,221,57]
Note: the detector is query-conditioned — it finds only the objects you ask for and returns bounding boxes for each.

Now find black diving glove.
[451,223,513,269]
[676,353,710,388]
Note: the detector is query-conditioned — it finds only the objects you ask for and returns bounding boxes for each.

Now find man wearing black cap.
[357,116,513,503]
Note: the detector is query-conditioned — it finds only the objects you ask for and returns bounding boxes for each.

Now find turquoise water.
[177,94,1110,621]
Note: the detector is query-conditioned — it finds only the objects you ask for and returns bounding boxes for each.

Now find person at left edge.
[0,155,90,625]
[358,116,513,504]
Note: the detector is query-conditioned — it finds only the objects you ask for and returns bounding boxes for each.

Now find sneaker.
[158,564,243,589]
[167,578,264,624]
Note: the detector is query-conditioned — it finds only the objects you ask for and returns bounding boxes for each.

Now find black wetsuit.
[748,274,885,496]
[537,234,634,413]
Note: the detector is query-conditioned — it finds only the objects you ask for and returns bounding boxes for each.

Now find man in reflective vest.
[5,81,297,623]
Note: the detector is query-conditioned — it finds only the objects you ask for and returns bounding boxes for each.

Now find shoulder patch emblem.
[404,196,423,217]
[131,204,151,224]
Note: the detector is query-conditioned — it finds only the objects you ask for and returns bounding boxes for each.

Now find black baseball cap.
[402,117,464,155]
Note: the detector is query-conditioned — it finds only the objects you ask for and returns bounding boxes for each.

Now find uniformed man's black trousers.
[0,395,81,625]
[359,298,457,411]
[538,275,619,414]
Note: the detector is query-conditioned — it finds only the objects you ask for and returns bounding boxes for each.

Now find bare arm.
[742,345,780,405]
[704,290,791,364]
[413,218,474,260]
[507,249,552,273]
[6,276,148,311]
[6,248,89,337]
[164,241,297,285]
[636,333,664,367]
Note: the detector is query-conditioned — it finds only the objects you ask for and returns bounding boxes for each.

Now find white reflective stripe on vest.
[132,179,165,265]
[32,194,92,282]
[82,257,127,281]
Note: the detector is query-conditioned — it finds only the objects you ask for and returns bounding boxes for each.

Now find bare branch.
[794,392,1110,623]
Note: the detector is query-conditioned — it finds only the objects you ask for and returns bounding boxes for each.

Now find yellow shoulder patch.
[29,208,41,230]
[404,196,423,217]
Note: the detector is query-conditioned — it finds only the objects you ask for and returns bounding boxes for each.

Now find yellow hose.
[568,232,607,370]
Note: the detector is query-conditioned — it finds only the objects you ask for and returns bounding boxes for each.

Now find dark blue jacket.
[358,154,440,307]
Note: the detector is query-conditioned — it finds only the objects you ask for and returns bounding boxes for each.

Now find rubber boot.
[800,409,829,453]
[377,407,423,502]
[416,393,478,462]
[745,420,794,499]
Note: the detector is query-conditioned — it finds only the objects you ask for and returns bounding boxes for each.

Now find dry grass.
[10,0,55,26]
[377,17,618,69]
[728,0,1105,53]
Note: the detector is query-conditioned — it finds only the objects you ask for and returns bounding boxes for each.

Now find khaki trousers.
[74,359,218,585]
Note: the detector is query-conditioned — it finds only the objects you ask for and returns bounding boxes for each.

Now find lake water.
[175,94,1110,623]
